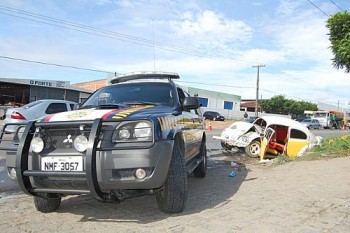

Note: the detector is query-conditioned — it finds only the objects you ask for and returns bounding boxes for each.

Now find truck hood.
[38,105,172,122]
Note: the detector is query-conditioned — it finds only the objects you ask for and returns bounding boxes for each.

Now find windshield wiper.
[78,105,96,110]
[120,101,157,106]
[96,104,127,109]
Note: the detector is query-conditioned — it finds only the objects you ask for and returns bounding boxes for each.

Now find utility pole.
[253,64,265,117]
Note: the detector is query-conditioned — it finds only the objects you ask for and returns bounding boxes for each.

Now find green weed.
[294,134,350,162]
[272,134,350,164]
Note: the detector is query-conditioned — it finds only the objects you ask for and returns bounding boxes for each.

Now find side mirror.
[183,97,200,110]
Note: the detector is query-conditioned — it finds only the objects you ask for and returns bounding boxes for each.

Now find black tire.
[34,195,61,213]
[193,141,207,178]
[156,146,188,213]
[244,140,261,158]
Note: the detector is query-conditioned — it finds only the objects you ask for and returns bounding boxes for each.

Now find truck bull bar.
[13,119,107,200]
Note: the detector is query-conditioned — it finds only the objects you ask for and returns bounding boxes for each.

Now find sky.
[1,0,350,109]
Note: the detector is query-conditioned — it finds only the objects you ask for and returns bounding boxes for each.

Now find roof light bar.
[110,71,180,84]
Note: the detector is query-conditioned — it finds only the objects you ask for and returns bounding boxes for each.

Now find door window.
[290,129,307,140]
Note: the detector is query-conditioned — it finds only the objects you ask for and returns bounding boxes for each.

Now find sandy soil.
[1,119,349,232]
[1,155,349,232]
[204,119,234,130]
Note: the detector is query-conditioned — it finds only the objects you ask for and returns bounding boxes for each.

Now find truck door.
[177,88,197,162]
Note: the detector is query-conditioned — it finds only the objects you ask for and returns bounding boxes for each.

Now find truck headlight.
[31,137,44,153]
[118,127,131,140]
[113,121,153,142]
[74,135,88,152]
[134,122,152,139]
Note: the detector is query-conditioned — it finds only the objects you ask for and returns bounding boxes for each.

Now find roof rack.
[110,71,180,84]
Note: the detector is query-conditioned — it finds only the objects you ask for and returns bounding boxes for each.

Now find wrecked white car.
[214,116,322,159]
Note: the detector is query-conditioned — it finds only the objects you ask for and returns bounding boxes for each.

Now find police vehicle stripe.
[159,116,179,130]
[111,105,153,120]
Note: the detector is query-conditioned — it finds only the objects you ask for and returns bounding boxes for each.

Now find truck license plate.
[41,156,83,171]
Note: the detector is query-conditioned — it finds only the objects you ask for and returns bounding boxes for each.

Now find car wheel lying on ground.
[0,71,207,214]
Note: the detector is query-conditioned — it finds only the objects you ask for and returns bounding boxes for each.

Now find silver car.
[3,99,77,133]
[301,118,321,130]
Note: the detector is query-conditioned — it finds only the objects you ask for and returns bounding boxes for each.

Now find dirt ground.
[204,119,234,130]
[0,119,349,232]
[1,155,349,232]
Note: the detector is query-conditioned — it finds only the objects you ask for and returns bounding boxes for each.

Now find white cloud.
[276,0,302,15]
[273,18,331,63]
[265,2,332,65]
[1,0,350,108]
[238,49,286,65]
[170,10,252,50]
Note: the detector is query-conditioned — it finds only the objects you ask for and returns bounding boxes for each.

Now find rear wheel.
[193,141,207,178]
[244,140,261,158]
[156,145,188,213]
[34,195,61,213]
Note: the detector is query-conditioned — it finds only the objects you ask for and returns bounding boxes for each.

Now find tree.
[260,95,287,115]
[260,95,318,118]
[326,11,350,73]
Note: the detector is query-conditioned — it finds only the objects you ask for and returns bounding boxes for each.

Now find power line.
[0,5,345,105]
[0,55,343,106]
[0,5,251,65]
[329,0,343,11]
[0,4,331,93]
[0,55,115,74]
[0,55,254,90]
[175,80,254,89]
[306,0,329,17]
[263,66,320,90]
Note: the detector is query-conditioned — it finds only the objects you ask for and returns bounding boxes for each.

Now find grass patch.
[299,134,350,161]
[275,154,292,164]
[274,134,350,164]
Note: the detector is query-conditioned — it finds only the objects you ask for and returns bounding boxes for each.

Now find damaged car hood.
[214,121,261,147]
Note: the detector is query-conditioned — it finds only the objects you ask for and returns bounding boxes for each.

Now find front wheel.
[156,146,188,213]
[244,140,261,158]
[34,195,61,213]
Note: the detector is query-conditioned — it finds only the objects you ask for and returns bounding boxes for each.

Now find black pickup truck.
[0,72,207,214]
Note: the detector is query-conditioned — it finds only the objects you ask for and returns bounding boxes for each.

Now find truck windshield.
[314,112,327,117]
[80,82,175,108]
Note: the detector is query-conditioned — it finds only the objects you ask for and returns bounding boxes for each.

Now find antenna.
[153,19,156,71]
